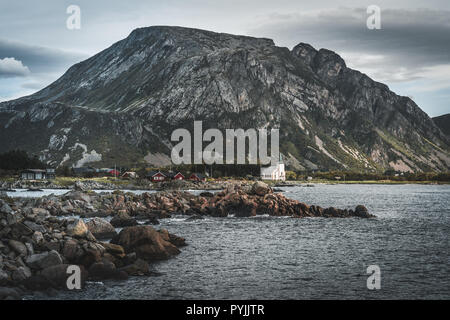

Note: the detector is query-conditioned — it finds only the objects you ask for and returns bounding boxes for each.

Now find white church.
[260,154,286,181]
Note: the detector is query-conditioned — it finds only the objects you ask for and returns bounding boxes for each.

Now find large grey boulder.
[8,240,28,256]
[110,212,138,228]
[252,181,271,196]
[86,218,117,239]
[0,199,12,215]
[25,250,63,270]
[39,264,88,289]
[66,219,88,237]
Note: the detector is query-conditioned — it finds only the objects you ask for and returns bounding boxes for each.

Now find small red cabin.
[189,173,206,181]
[108,169,120,177]
[172,172,185,180]
[147,171,166,182]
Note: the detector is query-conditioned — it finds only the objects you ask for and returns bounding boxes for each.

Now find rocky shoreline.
[0,182,374,300]
[0,179,250,192]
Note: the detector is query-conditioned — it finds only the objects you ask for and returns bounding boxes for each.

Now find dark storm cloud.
[249,8,450,82]
[0,39,87,74]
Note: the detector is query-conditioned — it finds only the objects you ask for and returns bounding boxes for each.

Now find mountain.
[0,26,449,172]
[433,114,450,137]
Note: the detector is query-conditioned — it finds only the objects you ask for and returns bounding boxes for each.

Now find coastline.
[1,177,449,194]
[0,181,374,299]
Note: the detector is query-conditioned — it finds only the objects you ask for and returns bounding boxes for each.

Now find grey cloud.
[248,8,450,82]
[0,39,88,74]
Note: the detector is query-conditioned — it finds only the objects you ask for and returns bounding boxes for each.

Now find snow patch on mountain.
[71,143,102,167]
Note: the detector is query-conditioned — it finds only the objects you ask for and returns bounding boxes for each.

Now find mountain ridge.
[433,114,450,137]
[1,26,449,172]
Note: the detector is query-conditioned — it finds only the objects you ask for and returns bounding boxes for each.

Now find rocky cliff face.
[0,26,448,171]
[433,114,450,137]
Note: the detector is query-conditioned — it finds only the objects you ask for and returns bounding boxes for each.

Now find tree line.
[0,150,45,172]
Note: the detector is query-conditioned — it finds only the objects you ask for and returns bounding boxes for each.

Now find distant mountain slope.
[433,114,450,137]
[0,26,449,171]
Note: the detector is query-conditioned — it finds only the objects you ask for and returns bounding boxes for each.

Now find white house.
[260,163,286,181]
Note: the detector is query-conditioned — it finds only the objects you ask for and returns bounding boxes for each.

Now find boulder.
[119,258,151,276]
[88,260,128,280]
[30,208,50,222]
[66,219,88,238]
[110,212,138,228]
[73,181,88,192]
[40,264,88,289]
[354,205,373,218]
[111,226,180,261]
[159,229,186,247]
[25,243,34,255]
[0,269,9,284]
[22,275,53,291]
[8,240,27,256]
[32,231,45,244]
[86,218,117,239]
[252,181,271,196]
[62,239,80,261]
[26,250,63,270]
[100,242,125,256]
[23,221,47,233]
[0,199,13,215]
[0,286,22,300]
[12,266,31,281]
[76,243,105,268]
[10,222,32,236]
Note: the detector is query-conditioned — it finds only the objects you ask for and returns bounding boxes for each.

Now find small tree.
[286,171,297,180]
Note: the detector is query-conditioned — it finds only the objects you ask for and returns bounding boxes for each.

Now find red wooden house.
[189,173,206,181]
[108,169,120,177]
[170,172,185,180]
[146,171,167,182]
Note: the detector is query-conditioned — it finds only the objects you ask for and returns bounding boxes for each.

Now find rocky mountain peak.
[292,42,318,65]
[0,26,448,172]
[127,25,276,54]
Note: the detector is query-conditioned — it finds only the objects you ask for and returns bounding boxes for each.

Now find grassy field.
[53,176,134,187]
[1,176,449,187]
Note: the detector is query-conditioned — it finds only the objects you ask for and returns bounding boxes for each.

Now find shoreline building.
[260,154,286,181]
[21,169,55,180]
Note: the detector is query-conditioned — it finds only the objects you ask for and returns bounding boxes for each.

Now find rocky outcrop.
[433,114,450,137]
[111,226,181,261]
[110,212,138,228]
[1,183,375,220]
[1,182,375,299]
[0,198,186,299]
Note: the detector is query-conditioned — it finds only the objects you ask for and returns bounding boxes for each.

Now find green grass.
[375,129,414,159]
[423,137,446,154]
[53,176,131,187]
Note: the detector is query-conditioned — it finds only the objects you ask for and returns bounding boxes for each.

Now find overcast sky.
[0,0,449,117]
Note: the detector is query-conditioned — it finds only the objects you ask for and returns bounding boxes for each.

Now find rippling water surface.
[37,184,450,299]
